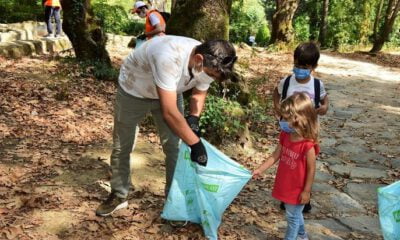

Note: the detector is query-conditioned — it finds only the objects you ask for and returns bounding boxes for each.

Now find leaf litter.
[1,45,398,239]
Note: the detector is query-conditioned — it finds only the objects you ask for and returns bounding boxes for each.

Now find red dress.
[272,132,319,204]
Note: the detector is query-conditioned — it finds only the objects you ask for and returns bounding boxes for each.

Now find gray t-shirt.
[118,36,212,99]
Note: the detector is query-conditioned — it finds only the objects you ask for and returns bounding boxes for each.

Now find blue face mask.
[279,120,295,133]
[293,67,311,80]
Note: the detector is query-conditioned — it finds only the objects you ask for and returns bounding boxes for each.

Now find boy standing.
[272,42,329,212]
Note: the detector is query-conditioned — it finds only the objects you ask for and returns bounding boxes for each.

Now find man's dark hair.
[195,40,237,80]
[294,42,320,68]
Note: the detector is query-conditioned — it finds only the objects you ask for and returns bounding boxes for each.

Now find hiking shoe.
[303,202,312,213]
[95,192,128,216]
[44,34,53,38]
[168,220,188,228]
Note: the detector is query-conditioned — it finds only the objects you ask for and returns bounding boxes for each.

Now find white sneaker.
[297,234,309,240]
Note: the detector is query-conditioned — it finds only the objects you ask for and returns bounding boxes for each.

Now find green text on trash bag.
[394,209,400,223]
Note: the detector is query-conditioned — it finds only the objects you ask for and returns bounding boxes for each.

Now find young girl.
[253,92,319,240]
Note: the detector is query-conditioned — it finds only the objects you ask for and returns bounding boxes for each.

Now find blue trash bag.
[378,180,400,240]
[161,138,252,240]
[135,38,145,49]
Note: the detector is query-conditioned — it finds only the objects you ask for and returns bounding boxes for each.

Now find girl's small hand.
[252,169,262,179]
[299,191,310,204]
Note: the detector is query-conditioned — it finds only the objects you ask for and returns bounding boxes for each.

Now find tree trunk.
[171,0,177,10]
[270,0,300,43]
[148,0,167,11]
[373,0,385,43]
[166,0,232,40]
[308,0,319,41]
[370,0,400,53]
[318,0,329,47]
[60,0,111,66]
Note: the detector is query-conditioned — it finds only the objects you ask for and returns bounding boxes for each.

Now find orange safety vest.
[145,10,166,39]
[44,0,61,7]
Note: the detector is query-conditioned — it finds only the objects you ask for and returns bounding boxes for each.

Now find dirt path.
[296,53,400,239]
[1,49,399,240]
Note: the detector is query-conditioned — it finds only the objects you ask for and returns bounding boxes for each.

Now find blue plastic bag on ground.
[378,180,400,240]
[162,139,252,240]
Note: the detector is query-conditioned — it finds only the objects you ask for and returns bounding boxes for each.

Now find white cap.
[133,1,146,12]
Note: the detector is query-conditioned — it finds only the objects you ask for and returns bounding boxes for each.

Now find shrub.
[255,24,270,46]
[0,0,43,23]
[229,0,266,43]
[121,20,145,36]
[294,15,310,42]
[195,95,245,142]
[92,0,145,36]
[92,0,131,35]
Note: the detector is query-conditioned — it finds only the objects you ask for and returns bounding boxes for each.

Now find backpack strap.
[314,78,321,108]
[281,75,291,101]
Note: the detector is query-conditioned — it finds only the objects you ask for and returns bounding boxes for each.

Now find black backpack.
[158,11,171,22]
[281,75,321,108]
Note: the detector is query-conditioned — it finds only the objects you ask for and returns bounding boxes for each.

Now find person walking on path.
[42,0,62,38]
[272,42,329,213]
[254,92,320,240]
[95,35,238,217]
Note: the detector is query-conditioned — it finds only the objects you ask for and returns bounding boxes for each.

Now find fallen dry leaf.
[2,226,23,240]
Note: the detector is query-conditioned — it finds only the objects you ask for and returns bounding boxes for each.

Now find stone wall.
[0,21,72,58]
[0,21,133,58]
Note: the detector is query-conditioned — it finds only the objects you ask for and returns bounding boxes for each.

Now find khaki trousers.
[110,87,184,198]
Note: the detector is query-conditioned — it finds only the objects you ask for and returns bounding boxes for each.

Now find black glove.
[185,115,201,137]
[189,140,208,166]
[137,34,146,40]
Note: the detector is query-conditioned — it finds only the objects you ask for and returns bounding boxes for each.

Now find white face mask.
[192,64,214,84]
[138,10,146,18]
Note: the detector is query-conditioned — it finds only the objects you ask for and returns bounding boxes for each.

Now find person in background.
[248,35,256,47]
[42,0,62,38]
[132,1,166,41]
[254,92,320,240]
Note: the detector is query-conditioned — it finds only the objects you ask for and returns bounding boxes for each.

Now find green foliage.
[122,21,145,36]
[266,0,400,50]
[258,0,275,22]
[92,0,144,35]
[229,0,268,43]
[294,15,310,42]
[92,0,133,13]
[188,79,271,143]
[246,100,272,134]
[92,62,118,81]
[199,95,245,141]
[327,0,358,47]
[0,0,43,23]
[255,24,270,46]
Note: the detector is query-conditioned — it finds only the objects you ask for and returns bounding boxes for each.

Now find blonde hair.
[280,92,319,142]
